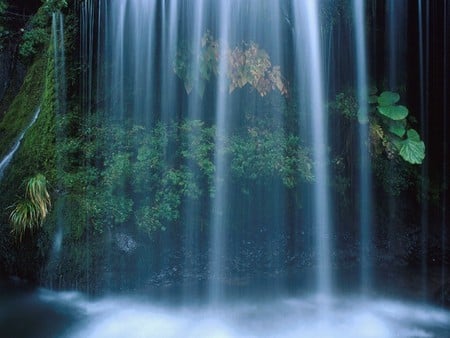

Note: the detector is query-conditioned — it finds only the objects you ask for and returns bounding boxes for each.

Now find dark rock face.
[0,47,15,102]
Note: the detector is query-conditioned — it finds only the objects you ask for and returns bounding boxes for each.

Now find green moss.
[0,53,46,159]
[1,45,57,191]
[0,40,56,278]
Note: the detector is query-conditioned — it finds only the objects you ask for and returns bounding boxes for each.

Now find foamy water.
[37,290,450,338]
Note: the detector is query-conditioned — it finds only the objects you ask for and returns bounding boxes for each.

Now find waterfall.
[208,1,231,304]
[74,0,449,313]
[182,0,206,302]
[52,11,66,117]
[46,11,67,282]
[386,0,408,90]
[4,0,447,336]
[417,0,430,300]
[353,0,372,294]
[292,0,332,297]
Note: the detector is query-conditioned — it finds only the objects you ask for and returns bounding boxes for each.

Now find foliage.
[332,89,425,165]
[398,129,426,165]
[9,174,51,240]
[0,51,46,159]
[1,30,56,243]
[25,173,51,217]
[173,32,218,96]
[330,91,358,119]
[42,0,68,14]
[19,6,53,62]
[53,113,314,237]
[228,115,313,188]
[372,154,416,196]
[331,89,425,195]
[228,42,288,97]
[174,32,288,97]
[369,90,425,164]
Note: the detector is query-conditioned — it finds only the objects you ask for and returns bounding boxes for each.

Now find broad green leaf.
[378,91,400,106]
[377,105,409,120]
[369,86,378,95]
[391,138,403,150]
[406,128,421,142]
[399,138,425,164]
[387,120,406,137]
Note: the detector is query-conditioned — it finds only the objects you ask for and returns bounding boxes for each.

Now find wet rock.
[114,233,137,253]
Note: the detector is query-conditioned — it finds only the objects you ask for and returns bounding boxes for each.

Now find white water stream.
[0,107,40,180]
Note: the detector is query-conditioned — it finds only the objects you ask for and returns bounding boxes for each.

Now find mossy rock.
[0,53,46,159]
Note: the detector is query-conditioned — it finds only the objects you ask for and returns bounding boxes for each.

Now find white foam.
[39,293,449,338]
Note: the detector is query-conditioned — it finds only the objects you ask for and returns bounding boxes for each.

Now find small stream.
[0,107,40,180]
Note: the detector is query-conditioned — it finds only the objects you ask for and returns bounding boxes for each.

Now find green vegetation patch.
[0,53,46,159]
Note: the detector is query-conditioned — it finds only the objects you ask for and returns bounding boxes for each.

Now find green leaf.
[377,91,400,106]
[387,120,406,137]
[399,138,425,164]
[377,105,409,120]
[406,128,421,142]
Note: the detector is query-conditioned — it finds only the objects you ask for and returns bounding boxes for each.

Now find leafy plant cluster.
[19,7,51,61]
[18,0,67,62]
[9,174,51,240]
[332,89,425,165]
[228,115,313,188]
[56,115,313,237]
[42,0,68,14]
[174,32,288,98]
[331,89,425,195]
[174,32,219,96]
[368,90,425,165]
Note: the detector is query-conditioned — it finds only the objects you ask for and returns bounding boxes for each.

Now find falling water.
[293,0,332,297]
[182,0,206,302]
[386,0,408,90]
[69,3,450,335]
[81,0,94,116]
[107,1,126,121]
[52,11,66,117]
[353,0,372,294]
[48,11,67,278]
[209,1,231,304]
[417,0,429,300]
[160,0,178,125]
[384,0,408,278]
[441,0,449,305]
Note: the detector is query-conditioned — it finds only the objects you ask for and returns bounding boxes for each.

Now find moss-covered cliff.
[0,1,74,281]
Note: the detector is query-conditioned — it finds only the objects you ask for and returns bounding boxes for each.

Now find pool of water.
[1,280,450,338]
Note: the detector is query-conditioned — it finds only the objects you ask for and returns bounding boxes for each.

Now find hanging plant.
[174,32,288,98]
[368,90,425,164]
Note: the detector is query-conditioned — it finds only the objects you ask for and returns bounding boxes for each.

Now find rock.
[114,233,137,253]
